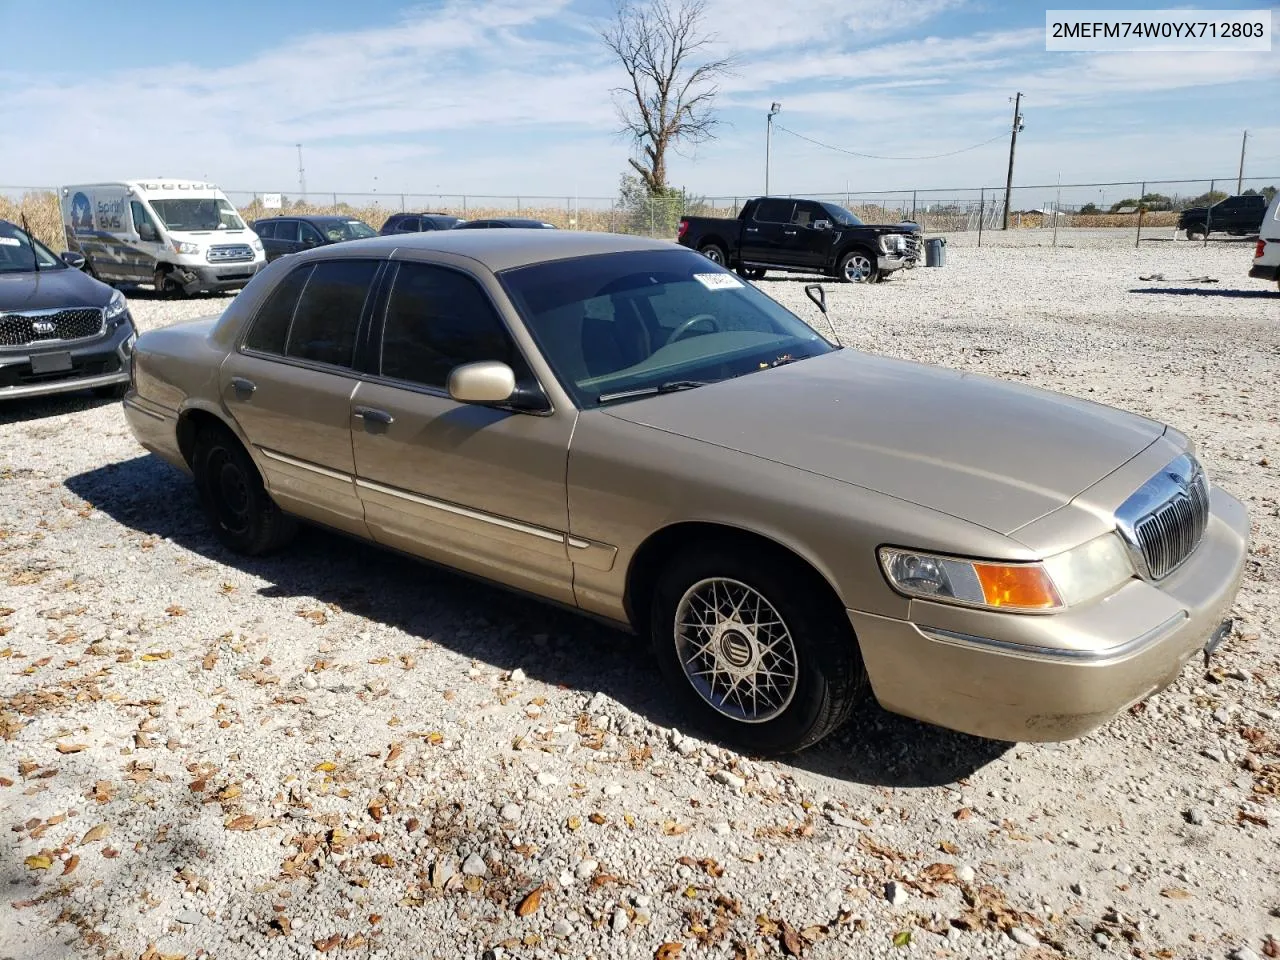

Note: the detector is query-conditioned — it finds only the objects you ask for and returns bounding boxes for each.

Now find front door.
[349,260,575,603]
[219,258,382,538]
[128,201,167,282]
[778,201,830,269]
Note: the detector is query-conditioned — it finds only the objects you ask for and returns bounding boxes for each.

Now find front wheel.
[1185,226,1206,241]
[838,250,879,284]
[650,543,868,755]
[192,424,296,555]
[699,243,727,266]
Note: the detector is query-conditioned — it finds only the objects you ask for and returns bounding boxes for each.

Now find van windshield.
[149,198,246,232]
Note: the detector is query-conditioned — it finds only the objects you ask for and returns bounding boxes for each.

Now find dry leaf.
[780,920,804,957]
[202,653,217,671]
[384,743,403,766]
[165,605,186,617]
[892,930,912,947]
[463,875,483,892]
[226,814,256,831]
[567,815,583,831]
[662,820,689,836]
[516,886,544,917]
[372,853,395,868]
[313,934,342,953]
[56,742,87,754]
[589,812,607,825]
[80,823,110,844]
[939,840,961,855]
[24,854,52,870]
[62,854,79,875]
[140,651,172,661]
[218,784,242,802]
[655,944,684,960]
[314,761,337,772]
[953,807,972,820]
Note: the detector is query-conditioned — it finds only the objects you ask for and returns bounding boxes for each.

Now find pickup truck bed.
[677,196,921,283]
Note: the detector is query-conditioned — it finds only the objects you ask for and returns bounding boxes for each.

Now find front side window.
[379,262,530,389]
[130,201,160,236]
[317,219,378,242]
[500,248,834,408]
[148,197,245,231]
[253,220,277,240]
[819,202,864,226]
[298,222,323,244]
[395,217,421,232]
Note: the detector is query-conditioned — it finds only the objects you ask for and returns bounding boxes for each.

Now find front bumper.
[851,485,1249,742]
[877,254,912,273]
[0,319,135,401]
[174,260,264,294]
[1249,262,1279,282]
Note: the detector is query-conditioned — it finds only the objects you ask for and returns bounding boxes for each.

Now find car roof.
[297,229,678,272]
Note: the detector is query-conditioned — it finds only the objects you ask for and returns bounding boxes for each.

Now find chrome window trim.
[918,612,1187,664]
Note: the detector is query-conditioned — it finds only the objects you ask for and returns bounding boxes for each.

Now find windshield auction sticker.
[693,273,743,290]
[1046,9,1271,51]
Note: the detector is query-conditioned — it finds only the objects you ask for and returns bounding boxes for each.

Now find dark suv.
[0,219,136,401]
[1178,194,1268,240]
[379,212,465,235]
[251,216,379,262]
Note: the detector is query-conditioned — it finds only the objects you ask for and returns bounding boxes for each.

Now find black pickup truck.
[676,197,922,283]
[1177,194,1267,239]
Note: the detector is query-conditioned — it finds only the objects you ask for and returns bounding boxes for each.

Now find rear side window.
[285,260,379,368]
[254,221,277,240]
[754,199,795,223]
[379,262,529,389]
[395,217,420,232]
[243,264,312,354]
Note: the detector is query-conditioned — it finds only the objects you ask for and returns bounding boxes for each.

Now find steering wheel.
[667,313,719,345]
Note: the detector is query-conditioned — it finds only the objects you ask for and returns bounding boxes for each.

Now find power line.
[773,124,1009,161]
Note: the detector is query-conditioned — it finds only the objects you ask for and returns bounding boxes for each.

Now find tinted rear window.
[284,260,379,368]
[244,264,312,354]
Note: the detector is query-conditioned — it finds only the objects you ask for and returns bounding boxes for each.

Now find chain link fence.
[4,176,1276,251]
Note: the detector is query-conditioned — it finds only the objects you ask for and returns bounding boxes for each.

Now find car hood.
[601,349,1165,536]
[0,266,112,312]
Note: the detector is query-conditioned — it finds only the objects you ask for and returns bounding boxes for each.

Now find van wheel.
[192,424,296,555]
[650,541,868,756]
[153,268,187,298]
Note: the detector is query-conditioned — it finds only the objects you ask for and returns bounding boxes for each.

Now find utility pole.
[1001,92,1023,230]
[1237,130,1248,193]
[765,102,781,196]
[296,144,307,199]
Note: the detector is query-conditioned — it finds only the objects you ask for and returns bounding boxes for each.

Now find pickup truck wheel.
[838,250,878,284]
[736,267,766,280]
[192,424,296,556]
[650,543,868,756]
[1185,226,1206,241]
[699,243,727,266]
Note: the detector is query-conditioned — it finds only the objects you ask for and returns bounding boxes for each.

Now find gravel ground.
[2,232,1278,960]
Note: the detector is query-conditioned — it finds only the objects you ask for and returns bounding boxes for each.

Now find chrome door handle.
[353,406,394,425]
[230,377,256,396]
[783,230,797,235]
[745,227,759,233]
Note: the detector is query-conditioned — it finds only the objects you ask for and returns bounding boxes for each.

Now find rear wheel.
[736,266,767,281]
[191,423,296,555]
[838,249,879,284]
[699,243,727,266]
[650,541,868,755]
[1185,226,1206,241]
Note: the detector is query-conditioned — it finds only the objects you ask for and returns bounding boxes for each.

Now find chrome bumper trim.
[918,611,1188,664]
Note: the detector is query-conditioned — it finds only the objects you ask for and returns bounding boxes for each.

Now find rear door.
[741,199,794,265]
[220,258,382,537]
[350,259,575,603]
[259,220,296,261]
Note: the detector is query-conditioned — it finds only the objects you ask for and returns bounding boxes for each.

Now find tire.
[153,267,188,298]
[1185,226,1206,241]
[191,423,296,555]
[837,249,879,284]
[736,266,766,280]
[650,541,868,756]
[92,383,128,400]
[699,243,727,266]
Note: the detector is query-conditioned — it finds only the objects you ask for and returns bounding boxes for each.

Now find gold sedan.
[122,231,1248,754]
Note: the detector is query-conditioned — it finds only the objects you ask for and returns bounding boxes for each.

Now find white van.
[61,180,265,296]
[1250,191,1280,292]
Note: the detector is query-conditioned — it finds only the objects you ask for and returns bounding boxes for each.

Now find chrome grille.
[1116,454,1210,581]
[0,308,104,347]
[208,244,254,263]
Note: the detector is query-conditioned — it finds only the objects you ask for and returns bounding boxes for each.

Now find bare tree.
[601,0,733,196]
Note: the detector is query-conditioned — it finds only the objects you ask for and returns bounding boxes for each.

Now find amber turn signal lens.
[973,563,1063,610]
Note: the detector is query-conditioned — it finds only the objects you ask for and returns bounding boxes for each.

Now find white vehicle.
[1250,191,1280,292]
[61,180,265,296]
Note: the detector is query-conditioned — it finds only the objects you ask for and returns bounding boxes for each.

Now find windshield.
[320,219,378,241]
[820,202,863,226]
[499,248,835,408]
[149,198,246,232]
[0,221,65,274]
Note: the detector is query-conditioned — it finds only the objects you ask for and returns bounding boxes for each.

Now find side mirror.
[804,283,827,315]
[300,237,319,248]
[60,251,87,270]
[138,223,158,242]
[447,361,517,404]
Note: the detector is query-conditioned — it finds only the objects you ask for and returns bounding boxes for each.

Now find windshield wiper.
[597,380,710,404]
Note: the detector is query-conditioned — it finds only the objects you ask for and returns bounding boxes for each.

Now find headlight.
[172,239,200,255]
[879,234,907,254]
[104,289,129,321]
[250,239,264,252]
[879,534,1134,613]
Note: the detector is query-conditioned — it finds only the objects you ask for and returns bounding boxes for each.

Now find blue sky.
[1,0,1277,204]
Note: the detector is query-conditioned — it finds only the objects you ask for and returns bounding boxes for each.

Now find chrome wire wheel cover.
[843,253,872,282]
[673,577,799,723]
